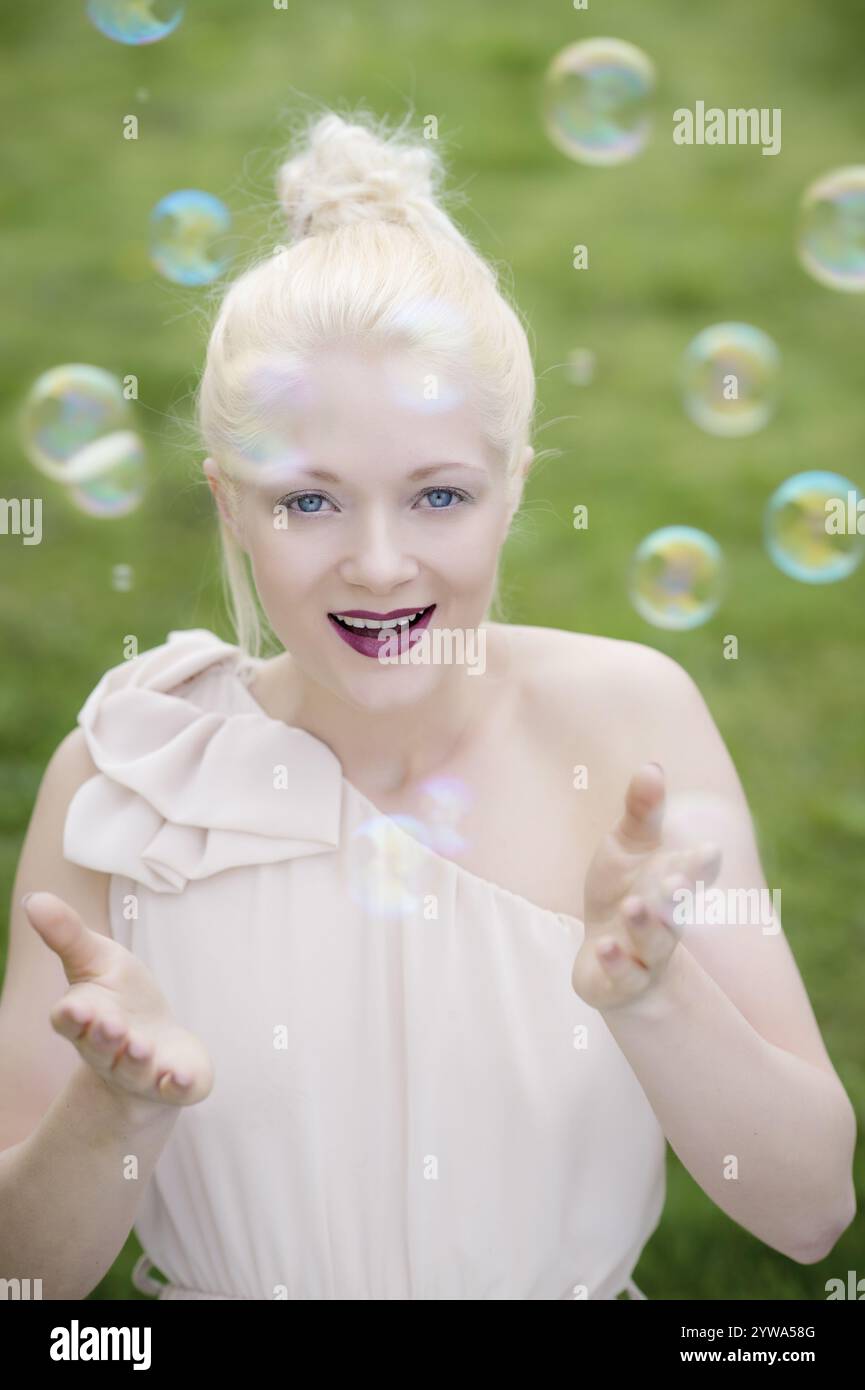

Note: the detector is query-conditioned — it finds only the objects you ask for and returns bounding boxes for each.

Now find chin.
[336,660,444,711]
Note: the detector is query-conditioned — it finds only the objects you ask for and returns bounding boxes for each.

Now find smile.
[327,604,436,658]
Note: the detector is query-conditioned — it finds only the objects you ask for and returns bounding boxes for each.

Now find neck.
[254,625,511,795]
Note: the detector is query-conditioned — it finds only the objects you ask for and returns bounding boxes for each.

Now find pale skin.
[0,344,856,1296]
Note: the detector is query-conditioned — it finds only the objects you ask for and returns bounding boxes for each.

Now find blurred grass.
[0,0,862,1301]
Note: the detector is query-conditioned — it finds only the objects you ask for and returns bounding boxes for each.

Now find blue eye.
[418,486,470,509]
[275,492,332,514]
[274,486,472,515]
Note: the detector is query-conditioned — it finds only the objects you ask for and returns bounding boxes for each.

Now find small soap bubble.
[565,348,596,386]
[681,323,780,437]
[111,564,134,591]
[87,0,184,45]
[797,167,865,292]
[416,775,474,856]
[764,470,864,583]
[383,298,470,414]
[347,814,435,920]
[629,526,725,630]
[542,38,655,166]
[19,364,147,518]
[227,359,318,487]
[150,190,233,286]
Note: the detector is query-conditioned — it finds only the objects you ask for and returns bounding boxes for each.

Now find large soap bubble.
[542,38,655,166]
[681,323,780,437]
[150,190,233,286]
[629,526,725,630]
[19,364,147,518]
[765,470,864,583]
[797,167,865,292]
[87,0,184,45]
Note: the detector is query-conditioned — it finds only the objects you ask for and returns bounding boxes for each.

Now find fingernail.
[172,1071,192,1087]
[20,892,34,907]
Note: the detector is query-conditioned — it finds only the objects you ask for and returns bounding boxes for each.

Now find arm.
[602,938,856,1263]
[573,646,857,1264]
[0,730,209,1299]
[0,1066,181,1300]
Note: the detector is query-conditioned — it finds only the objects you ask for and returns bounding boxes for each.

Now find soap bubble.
[224,358,318,488]
[565,348,596,386]
[797,167,865,292]
[383,298,469,413]
[415,775,474,857]
[347,813,435,920]
[765,470,864,583]
[150,190,233,285]
[542,38,655,166]
[111,564,135,591]
[19,364,147,518]
[87,0,184,46]
[629,526,725,630]
[681,323,780,437]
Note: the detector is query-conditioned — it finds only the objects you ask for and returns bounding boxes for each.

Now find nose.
[338,507,420,592]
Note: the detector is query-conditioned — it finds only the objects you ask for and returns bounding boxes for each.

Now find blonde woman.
[0,109,856,1301]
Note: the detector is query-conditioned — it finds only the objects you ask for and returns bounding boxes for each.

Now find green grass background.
[0,0,863,1300]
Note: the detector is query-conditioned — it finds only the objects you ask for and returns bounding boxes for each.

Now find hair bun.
[276,111,455,242]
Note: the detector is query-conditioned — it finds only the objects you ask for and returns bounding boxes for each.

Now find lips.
[327,604,436,659]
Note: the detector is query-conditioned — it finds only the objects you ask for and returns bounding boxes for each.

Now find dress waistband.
[132,1254,245,1301]
[133,1254,649,1301]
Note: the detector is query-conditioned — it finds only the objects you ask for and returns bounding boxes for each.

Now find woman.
[0,109,855,1301]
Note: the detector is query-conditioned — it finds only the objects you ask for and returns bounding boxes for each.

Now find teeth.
[333,607,427,629]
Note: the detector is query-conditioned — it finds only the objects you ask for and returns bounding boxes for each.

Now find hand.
[23,891,214,1109]
[571,763,722,1014]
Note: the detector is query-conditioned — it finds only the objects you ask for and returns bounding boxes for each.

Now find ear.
[202,457,245,548]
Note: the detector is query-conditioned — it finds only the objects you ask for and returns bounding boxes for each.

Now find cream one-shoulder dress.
[62,629,665,1300]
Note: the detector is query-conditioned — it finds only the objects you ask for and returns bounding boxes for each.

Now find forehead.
[246,343,494,480]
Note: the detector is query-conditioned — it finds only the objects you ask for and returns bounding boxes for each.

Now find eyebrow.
[293,462,489,483]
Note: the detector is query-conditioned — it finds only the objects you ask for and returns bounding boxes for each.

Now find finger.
[622,895,678,968]
[156,1068,196,1103]
[595,936,650,1003]
[24,892,112,985]
[77,1013,131,1068]
[615,763,666,850]
[648,841,723,893]
[49,984,116,1043]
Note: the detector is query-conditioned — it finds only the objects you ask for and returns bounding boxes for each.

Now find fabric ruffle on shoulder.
[63,629,343,893]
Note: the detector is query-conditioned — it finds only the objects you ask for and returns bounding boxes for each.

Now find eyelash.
[274,486,473,515]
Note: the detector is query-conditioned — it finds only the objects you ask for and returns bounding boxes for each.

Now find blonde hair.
[195,106,538,659]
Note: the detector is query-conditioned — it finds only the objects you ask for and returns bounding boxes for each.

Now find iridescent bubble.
[565,348,596,386]
[87,0,184,45]
[415,775,474,856]
[224,358,318,488]
[112,564,135,591]
[764,470,864,583]
[383,356,465,414]
[797,167,865,292]
[629,526,725,630]
[542,38,655,167]
[383,298,470,413]
[150,190,232,286]
[347,814,435,920]
[681,323,780,437]
[19,364,147,518]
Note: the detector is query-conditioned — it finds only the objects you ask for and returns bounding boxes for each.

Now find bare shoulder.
[493,622,709,817]
[495,622,692,716]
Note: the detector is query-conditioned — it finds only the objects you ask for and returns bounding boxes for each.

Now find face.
[204,344,532,713]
